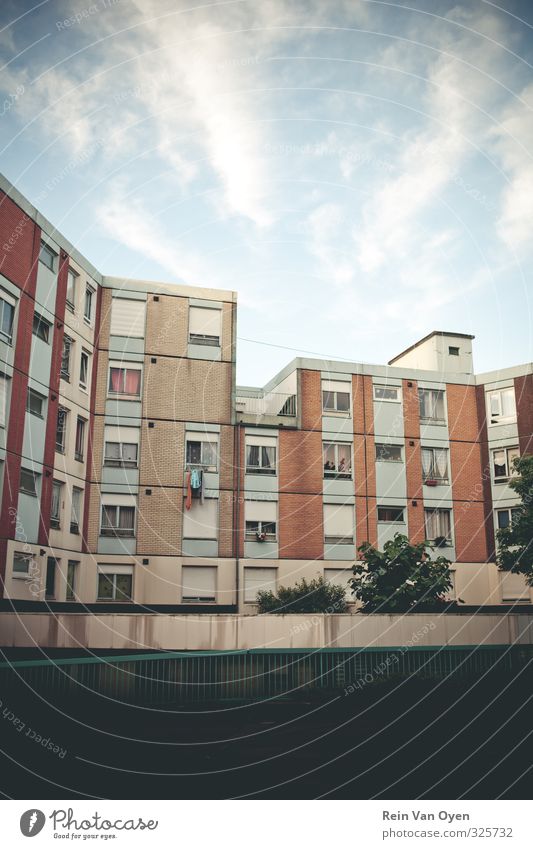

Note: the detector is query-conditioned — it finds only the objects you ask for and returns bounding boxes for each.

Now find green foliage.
[255,575,349,614]
[350,533,453,612]
[497,454,533,584]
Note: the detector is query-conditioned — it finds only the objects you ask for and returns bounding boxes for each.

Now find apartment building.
[0,174,531,614]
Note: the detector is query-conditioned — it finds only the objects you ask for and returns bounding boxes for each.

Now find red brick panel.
[454,501,489,562]
[447,383,480,442]
[279,429,323,494]
[279,492,323,560]
[450,441,484,503]
[352,374,374,435]
[39,248,69,545]
[0,192,37,293]
[356,494,377,549]
[300,369,322,431]
[402,379,424,543]
[515,374,533,456]
[474,384,495,560]
[82,284,103,553]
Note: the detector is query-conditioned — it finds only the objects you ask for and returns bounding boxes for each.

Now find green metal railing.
[1,645,531,704]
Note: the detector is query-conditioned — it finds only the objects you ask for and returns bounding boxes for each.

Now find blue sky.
[0,0,532,385]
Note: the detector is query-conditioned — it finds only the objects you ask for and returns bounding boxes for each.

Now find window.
[244,567,277,603]
[71,487,82,534]
[26,387,45,418]
[419,388,446,423]
[79,350,90,390]
[323,503,354,544]
[110,298,146,337]
[66,269,78,310]
[39,241,56,271]
[181,566,216,603]
[377,506,405,523]
[97,566,133,601]
[100,504,135,537]
[84,285,94,323]
[245,520,277,541]
[375,443,403,463]
[56,406,68,453]
[104,425,139,468]
[424,508,452,545]
[188,306,221,346]
[246,440,276,475]
[487,387,516,424]
[493,446,520,482]
[182,498,218,540]
[20,468,39,497]
[60,335,72,380]
[108,365,141,396]
[496,507,521,530]
[449,346,460,356]
[75,417,86,461]
[323,442,352,478]
[421,447,449,484]
[324,568,353,602]
[0,293,15,344]
[66,560,79,600]
[373,385,400,402]
[50,480,62,529]
[501,572,529,603]
[32,313,50,343]
[322,381,351,414]
[45,557,57,598]
[13,552,32,576]
[186,436,218,471]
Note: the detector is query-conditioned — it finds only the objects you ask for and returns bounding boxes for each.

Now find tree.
[255,575,348,614]
[350,533,453,612]
[497,454,533,584]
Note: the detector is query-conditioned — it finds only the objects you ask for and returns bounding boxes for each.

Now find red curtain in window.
[125,369,140,394]
[109,368,122,392]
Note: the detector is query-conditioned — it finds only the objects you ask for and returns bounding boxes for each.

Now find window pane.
[109,368,123,392]
[322,390,334,410]
[122,443,138,463]
[202,442,217,468]
[115,574,133,600]
[0,300,14,341]
[98,573,114,599]
[119,506,135,530]
[124,369,141,394]
[501,389,515,418]
[508,447,520,474]
[262,446,275,469]
[105,442,121,460]
[336,392,350,411]
[374,386,398,400]
[493,450,507,478]
[247,445,260,468]
[101,505,116,528]
[497,510,510,529]
[489,393,500,416]
[323,443,336,472]
[187,441,202,465]
[13,553,30,573]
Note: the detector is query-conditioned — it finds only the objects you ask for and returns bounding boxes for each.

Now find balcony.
[236,390,297,425]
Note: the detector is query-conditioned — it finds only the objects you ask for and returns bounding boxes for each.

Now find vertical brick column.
[475,384,495,561]
[448,383,488,562]
[353,374,377,549]
[82,284,103,553]
[39,248,68,545]
[515,374,533,456]
[402,378,425,543]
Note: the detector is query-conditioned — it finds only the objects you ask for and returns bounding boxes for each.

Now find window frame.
[55,406,68,453]
[26,387,45,418]
[19,468,39,497]
[188,306,222,347]
[181,565,217,603]
[185,438,218,472]
[66,560,79,600]
[84,285,95,324]
[70,487,83,534]
[245,519,277,542]
[424,507,453,546]
[60,334,73,381]
[97,570,133,601]
[79,349,90,391]
[375,443,403,463]
[377,506,405,523]
[0,294,15,345]
[104,440,139,469]
[243,566,277,604]
[492,446,520,483]
[245,442,277,475]
[323,441,352,479]
[13,551,33,577]
[32,313,51,343]
[448,346,460,356]
[418,388,446,425]
[322,389,351,415]
[108,365,142,397]
[100,504,136,538]
[496,507,521,531]
[74,416,86,462]
[421,446,449,484]
[66,268,78,311]
[50,479,62,529]
[487,387,516,425]
[373,384,401,402]
[39,241,56,271]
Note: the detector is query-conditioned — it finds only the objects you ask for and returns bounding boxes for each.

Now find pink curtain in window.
[109,368,122,392]
[125,369,140,394]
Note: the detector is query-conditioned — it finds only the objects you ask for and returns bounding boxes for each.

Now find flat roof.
[388,331,475,365]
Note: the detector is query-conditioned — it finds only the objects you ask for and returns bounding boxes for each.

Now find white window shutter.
[324,504,354,538]
[244,567,277,602]
[110,299,146,337]
[182,566,216,600]
[189,306,221,338]
[245,500,277,522]
[182,498,218,539]
[104,425,140,445]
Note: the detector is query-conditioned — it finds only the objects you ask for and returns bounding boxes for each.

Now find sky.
[0,0,532,386]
